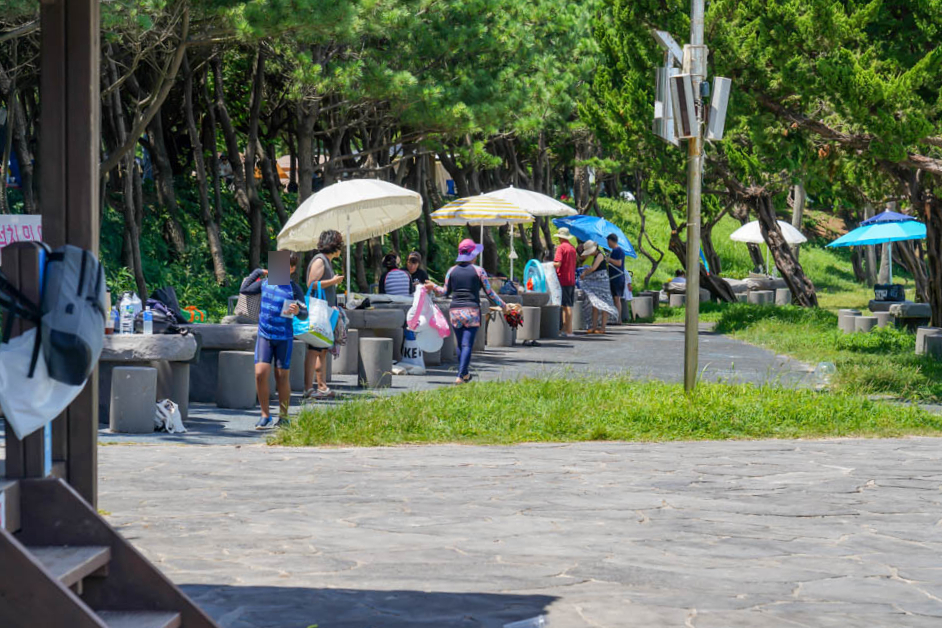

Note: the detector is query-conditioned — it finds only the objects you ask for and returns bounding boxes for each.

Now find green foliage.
[272,375,940,447]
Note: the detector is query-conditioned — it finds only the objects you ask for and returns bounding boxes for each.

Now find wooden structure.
[0,3,220,626]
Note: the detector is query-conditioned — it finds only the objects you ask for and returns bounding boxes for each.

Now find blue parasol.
[860,209,916,226]
[552,215,637,258]
[827,215,925,282]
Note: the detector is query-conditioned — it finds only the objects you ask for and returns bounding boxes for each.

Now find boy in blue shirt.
[240,253,308,429]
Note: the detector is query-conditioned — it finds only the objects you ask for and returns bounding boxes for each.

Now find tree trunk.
[755,194,817,306]
[183,54,227,284]
[355,242,368,292]
[201,68,224,221]
[923,196,942,326]
[244,48,267,269]
[632,172,665,290]
[863,204,878,286]
[146,110,187,258]
[850,247,868,283]
[420,154,439,266]
[212,56,251,219]
[259,140,288,225]
[0,83,14,213]
[896,240,930,303]
[297,104,316,203]
[10,91,35,214]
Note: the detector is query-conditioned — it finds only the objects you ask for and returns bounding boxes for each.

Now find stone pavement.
[97,324,812,445]
[99,438,942,627]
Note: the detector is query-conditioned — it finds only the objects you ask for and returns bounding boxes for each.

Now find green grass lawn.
[273,376,940,447]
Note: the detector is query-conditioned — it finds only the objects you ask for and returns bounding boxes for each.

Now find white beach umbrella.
[277,179,422,301]
[482,186,576,217]
[729,220,807,275]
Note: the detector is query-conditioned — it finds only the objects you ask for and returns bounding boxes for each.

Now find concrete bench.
[99,334,198,424]
[217,350,257,409]
[889,302,932,332]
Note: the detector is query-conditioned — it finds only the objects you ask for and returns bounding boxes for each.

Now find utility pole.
[683,0,706,393]
[652,0,730,393]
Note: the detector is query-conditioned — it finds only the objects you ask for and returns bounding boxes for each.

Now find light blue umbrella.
[827,218,925,282]
[552,215,637,258]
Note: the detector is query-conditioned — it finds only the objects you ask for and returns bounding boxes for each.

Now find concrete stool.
[775,288,792,306]
[518,306,541,342]
[110,366,158,433]
[521,292,549,307]
[855,316,878,333]
[540,305,561,339]
[571,299,585,330]
[290,340,307,392]
[915,327,942,355]
[631,296,654,320]
[621,299,632,323]
[838,309,862,334]
[375,327,404,362]
[639,291,660,310]
[487,311,514,347]
[875,311,895,329]
[736,293,748,303]
[669,294,686,308]
[332,329,359,375]
[748,290,774,305]
[926,335,942,360]
[358,337,393,389]
[699,288,711,304]
[502,295,522,305]
[217,351,257,409]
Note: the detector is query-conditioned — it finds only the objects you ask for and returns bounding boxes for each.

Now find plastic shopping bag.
[154,399,186,433]
[294,282,338,349]
[543,261,562,306]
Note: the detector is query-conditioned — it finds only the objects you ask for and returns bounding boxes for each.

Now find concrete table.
[99,333,198,423]
[187,324,258,404]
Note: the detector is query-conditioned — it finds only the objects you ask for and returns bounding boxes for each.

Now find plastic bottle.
[119,292,141,334]
[112,307,121,334]
[142,306,154,335]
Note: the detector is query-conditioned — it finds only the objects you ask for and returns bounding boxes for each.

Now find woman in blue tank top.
[426,238,507,385]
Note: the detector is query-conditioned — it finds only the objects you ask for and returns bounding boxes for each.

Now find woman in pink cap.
[425,238,508,384]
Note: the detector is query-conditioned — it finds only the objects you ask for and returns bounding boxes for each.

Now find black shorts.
[561,285,576,307]
[610,278,624,298]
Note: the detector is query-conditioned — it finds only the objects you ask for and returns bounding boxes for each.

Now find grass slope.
[273,377,940,447]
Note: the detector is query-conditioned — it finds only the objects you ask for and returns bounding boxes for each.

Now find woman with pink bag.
[425,238,509,385]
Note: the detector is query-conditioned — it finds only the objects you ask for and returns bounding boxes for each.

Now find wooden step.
[96,610,182,628]
[27,545,111,588]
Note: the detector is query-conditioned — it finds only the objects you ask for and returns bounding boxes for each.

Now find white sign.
[0,214,42,248]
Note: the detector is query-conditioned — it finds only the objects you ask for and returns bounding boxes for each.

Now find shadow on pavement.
[182,584,556,628]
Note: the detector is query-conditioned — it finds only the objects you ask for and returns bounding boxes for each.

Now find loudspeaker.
[706,77,732,141]
[669,73,697,139]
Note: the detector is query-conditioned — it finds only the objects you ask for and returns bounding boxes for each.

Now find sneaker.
[302,388,317,400]
[255,416,274,430]
[313,387,334,400]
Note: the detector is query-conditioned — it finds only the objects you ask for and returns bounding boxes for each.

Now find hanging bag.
[294,282,337,349]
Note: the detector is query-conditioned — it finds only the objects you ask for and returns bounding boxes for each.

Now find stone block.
[486,311,514,347]
[291,340,307,392]
[101,334,198,362]
[186,324,257,351]
[915,327,942,355]
[736,293,748,303]
[110,366,157,434]
[517,306,541,342]
[875,311,895,329]
[540,305,561,339]
[374,326,404,362]
[838,310,861,334]
[639,290,660,310]
[631,296,654,320]
[501,295,522,305]
[571,298,585,330]
[440,329,458,363]
[699,288,711,304]
[216,351,257,409]
[358,337,393,389]
[926,335,942,360]
[472,317,487,353]
[775,288,792,306]
[669,294,686,308]
[344,308,405,330]
[855,316,878,333]
[332,328,359,375]
[521,292,550,307]
[747,290,774,306]
[189,349,220,404]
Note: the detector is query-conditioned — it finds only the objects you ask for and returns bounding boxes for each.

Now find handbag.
[294,282,339,349]
[233,293,261,322]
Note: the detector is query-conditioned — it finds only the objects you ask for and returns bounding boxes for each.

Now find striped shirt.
[380,268,413,296]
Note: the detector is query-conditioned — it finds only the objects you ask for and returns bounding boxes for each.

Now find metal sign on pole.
[652,1,732,392]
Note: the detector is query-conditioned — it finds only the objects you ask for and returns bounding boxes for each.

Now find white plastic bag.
[154,399,186,433]
[0,329,85,440]
[295,283,336,349]
[543,261,562,306]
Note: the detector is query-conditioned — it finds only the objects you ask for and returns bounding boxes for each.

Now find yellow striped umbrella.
[431,195,534,278]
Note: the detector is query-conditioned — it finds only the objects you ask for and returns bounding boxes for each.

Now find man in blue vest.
[240,252,308,429]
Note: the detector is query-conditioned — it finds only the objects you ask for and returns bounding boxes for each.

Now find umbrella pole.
[346,215,351,303]
[510,225,515,281]
[888,242,893,284]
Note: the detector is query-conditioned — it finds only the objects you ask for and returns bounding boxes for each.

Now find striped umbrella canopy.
[431,195,534,227]
[431,195,533,280]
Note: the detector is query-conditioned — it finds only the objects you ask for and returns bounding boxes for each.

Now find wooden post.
[38,0,101,506]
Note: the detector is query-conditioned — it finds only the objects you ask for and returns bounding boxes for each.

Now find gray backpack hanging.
[41,245,107,385]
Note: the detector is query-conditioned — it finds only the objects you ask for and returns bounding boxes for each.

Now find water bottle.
[142,306,154,335]
[119,292,137,335]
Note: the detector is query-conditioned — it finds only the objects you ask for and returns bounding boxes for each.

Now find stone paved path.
[99,438,942,627]
[97,324,812,445]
